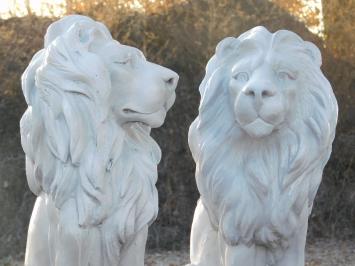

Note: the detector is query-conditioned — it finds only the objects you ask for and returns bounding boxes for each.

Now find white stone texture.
[20,15,178,266]
[187,26,338,266]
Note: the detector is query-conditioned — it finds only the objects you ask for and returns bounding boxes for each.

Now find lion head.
[20,15,178,252]
[189,26,337,254]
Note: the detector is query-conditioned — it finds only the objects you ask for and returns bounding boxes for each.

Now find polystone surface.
[20,15,178,266]
[187,26,338,266]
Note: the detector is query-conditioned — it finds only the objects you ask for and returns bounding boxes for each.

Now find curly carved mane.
[20,16,160,263]
[189,27,338,252]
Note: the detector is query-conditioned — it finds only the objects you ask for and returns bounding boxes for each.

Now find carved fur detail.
[189,27,338,261]
[21,16,161,265]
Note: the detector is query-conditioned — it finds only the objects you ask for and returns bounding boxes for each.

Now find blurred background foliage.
[0,0,354,260]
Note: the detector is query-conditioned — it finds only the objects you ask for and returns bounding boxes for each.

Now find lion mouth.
[123,105,168,116]
[242,118,275,138]
[123,98,172,116]
[123,108,157,115]
[122,106,168,128]
[122,92,175,116]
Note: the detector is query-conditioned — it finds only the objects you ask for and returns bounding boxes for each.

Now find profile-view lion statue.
[187,26,338,266]
[20,15,178,266]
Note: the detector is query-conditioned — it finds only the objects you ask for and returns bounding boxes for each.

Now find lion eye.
[233,72,249,82]
[113,57,130,65]
[278,71,295,81]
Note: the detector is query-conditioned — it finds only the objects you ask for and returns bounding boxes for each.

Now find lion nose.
[244,87,276,99]
[244,86,276,110]
[163,72,179,92]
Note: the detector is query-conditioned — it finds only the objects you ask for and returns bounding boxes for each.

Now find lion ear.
[215,37,238,57]
[64,21,109,52]
[71,22,96,48]
[44,16,99,48]
[304,41,322,67]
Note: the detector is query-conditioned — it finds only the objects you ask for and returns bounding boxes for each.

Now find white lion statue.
[20,15,178,266]
[187,26,338,266]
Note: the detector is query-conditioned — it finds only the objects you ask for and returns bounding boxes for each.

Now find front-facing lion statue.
[187,26,338,266]
[20,15,178,266]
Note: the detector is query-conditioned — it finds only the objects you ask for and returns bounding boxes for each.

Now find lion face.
[97,41,178,128]
[228,54,296,138]
[198,26,330,140]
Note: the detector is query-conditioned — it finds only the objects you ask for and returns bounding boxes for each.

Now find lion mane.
[20,16,160,263]
[189,27,338,253]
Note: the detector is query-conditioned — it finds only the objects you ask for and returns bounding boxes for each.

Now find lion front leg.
[187,199,221,266]
[25,195,51,266]
[275,214,308,266]
[53,199,101,266]
[220,241,268,266]
[119,225,148,266]
[220,213,308,266]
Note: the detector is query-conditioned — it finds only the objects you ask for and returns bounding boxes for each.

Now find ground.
[1,239,354,266]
